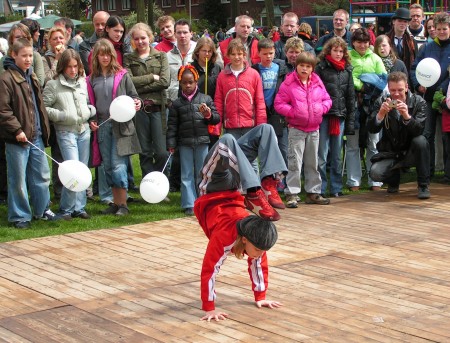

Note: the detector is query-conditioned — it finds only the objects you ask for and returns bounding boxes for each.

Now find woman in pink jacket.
[275,52,332,207]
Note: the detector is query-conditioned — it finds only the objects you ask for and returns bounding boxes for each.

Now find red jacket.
[155,37,175,53]
[194,190,269,311]
[214,62,266,130]
[219,35,261,66]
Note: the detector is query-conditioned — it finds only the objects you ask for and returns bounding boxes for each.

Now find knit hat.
[392,8,411,21]
[237,216,278,251]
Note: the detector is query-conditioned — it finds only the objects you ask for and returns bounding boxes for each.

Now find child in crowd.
[166,65,220,215]
[275,52,332,208]
[43,49,95,220]
[87,39,141,216]
[284,37,305,73]
[195,124,286,321]
[214,39,266,140]
[315,37,356,197]
[0,38,58,228]
[253,38,289,166]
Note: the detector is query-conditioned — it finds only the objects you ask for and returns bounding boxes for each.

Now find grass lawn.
[0,153,445,243]
[0,155,186,243]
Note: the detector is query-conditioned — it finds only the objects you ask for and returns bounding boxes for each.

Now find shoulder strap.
[44,55,52,69]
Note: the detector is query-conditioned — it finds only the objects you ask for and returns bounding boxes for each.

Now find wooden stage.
[0,182,449,342]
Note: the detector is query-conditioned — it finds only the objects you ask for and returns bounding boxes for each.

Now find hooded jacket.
[214,61,266,130]
[166,88,220,148]
[274,71,332,132]
[194,190,269,311]
[0,58,50,145]
[43,74,95,133]
[86,69,141,156]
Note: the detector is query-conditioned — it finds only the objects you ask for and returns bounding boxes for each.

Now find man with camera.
[367,71,431,199]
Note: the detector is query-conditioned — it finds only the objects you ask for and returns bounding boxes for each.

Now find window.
[162,0,171,7]
[107,0,116,11]
[96,0,103,10]
[122,0,131,9]
[176,0,185,6]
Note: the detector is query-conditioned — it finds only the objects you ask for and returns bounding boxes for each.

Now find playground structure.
[350,0,449,29]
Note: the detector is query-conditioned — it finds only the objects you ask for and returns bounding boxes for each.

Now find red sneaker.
[244,189,281,221]
[261,177,286,209]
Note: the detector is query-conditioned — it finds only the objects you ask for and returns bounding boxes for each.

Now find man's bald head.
[93,11,110,36]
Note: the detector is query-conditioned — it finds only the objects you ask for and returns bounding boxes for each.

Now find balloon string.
[162,152,172,174]
[97,117,111,128]
[27,140,60,165]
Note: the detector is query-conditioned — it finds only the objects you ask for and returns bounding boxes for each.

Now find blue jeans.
[5,137,51,222]
[345,129,382,187]
[225,127,260,176]
[278,127,288,167]
[179,144,208,209]
[318,117,344,194]
[98,121,128,189]
[56,130,90,214]
[135,109,168,175]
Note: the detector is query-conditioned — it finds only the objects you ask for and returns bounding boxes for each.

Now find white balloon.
[109,95,136,122]
[58,160,92,192]
[140,171,169,204]
[415,58,441,88]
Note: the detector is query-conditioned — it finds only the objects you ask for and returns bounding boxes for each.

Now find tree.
[203,0,227,31]
[264,0,274,28]
[46,0,89,20]
[231,0,240,22]
[147,0,155,31]
[311,0,349,16]
[136,0,145,24]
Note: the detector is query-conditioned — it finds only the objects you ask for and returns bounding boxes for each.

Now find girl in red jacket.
[195,124,286,321]
[214,39,266,139]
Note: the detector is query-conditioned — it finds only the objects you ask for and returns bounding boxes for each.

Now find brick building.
[92,0,314,27]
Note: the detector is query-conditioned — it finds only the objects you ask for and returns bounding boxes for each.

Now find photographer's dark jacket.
[367,90,427,154]
[167,89,220,149]
[315,59,356,135]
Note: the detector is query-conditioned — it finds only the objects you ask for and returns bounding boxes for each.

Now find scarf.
[328,116,341,136]
[325,55,346,71]
[381,56,394,73]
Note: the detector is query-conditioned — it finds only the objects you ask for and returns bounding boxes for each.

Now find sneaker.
[115,205,130,216]
[330,192,344,197]
[72,211,91,219]
[417,185,430,199]
[101,203,119,215]
[261,177,286,209]
[305,194,330,205]
[244,189,280,221]
[285,194,299,208]
[13,221,31,229]
[37,209,69,221]
[387,184,399,193]
[184,208,194,216]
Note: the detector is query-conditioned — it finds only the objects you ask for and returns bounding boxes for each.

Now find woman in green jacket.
[124,23,170,177]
